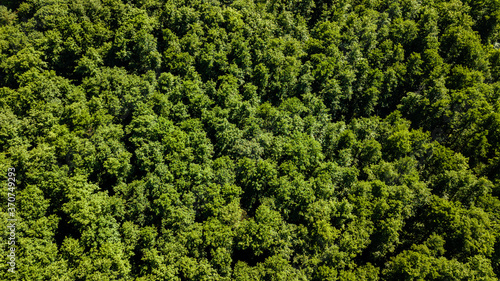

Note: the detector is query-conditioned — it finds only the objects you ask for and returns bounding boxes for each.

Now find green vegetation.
[1,0,500,279]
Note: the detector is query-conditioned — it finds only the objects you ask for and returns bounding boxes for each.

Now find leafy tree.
[2,0,500,279]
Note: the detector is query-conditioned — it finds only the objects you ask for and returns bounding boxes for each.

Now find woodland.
[1,0,500,280]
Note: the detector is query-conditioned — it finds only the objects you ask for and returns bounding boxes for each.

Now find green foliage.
[2,0,500,279]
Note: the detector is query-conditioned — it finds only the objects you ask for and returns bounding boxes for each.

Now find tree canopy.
[1,0,500,279]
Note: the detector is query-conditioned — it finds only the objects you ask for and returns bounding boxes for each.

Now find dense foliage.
[1,0,500,279]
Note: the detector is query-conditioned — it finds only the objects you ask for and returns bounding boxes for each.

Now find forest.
[1,0,500,279]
